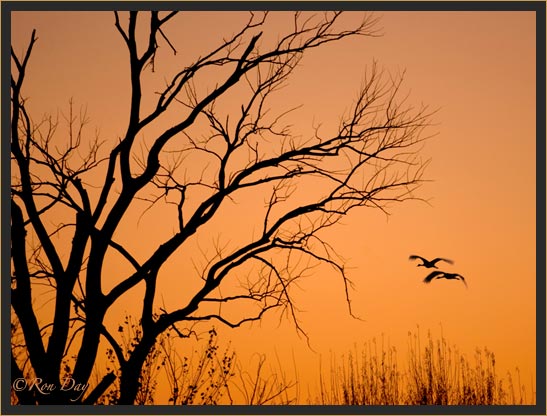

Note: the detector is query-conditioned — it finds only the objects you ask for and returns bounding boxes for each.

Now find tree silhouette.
[10,11,432,404]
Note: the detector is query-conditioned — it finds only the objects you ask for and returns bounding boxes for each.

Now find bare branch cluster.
[10,11,432,405]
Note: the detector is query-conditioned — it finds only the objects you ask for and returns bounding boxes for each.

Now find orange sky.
[11,10,537,404]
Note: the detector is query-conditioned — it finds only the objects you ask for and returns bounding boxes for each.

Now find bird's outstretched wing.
[454,274,468,288]
[409,254,426,262]
[432,257,454,265]
[423,270,445,283]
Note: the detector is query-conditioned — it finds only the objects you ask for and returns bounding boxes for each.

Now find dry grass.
[13,322,532,405]
[315,330,533,405]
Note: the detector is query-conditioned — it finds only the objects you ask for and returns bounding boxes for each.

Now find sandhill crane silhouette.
[423,270,467,288]
[409,255,453,268]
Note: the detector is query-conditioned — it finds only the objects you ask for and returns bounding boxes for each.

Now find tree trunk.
[70,312,104,401]
[117,335,156,405]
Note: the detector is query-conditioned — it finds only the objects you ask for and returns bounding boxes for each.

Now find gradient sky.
[11,10,537,403]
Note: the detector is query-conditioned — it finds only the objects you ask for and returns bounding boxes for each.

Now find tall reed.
[316,330,532,405]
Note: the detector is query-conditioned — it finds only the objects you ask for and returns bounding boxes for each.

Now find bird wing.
[409,254,426,262]
[432,257,454,265]
[454,274,468,288]
[423,270,444,283]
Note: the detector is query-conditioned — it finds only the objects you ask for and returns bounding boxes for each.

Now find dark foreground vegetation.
[316,330,533,405]
[12,324,532,405]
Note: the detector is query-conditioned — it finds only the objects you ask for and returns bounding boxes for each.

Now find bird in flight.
[409,255,454,269]
[423,270,468,288]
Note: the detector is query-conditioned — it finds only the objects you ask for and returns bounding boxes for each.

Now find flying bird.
[409,255,454,269]
[423,270,467,288]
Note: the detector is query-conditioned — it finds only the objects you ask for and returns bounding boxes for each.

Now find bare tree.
[10,10,432,405]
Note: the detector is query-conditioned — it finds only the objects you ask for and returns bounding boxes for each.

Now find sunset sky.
[11,8,538,404]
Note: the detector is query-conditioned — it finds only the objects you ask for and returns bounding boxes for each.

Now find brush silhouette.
[409,255,453,269]
[423,270,467,288]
